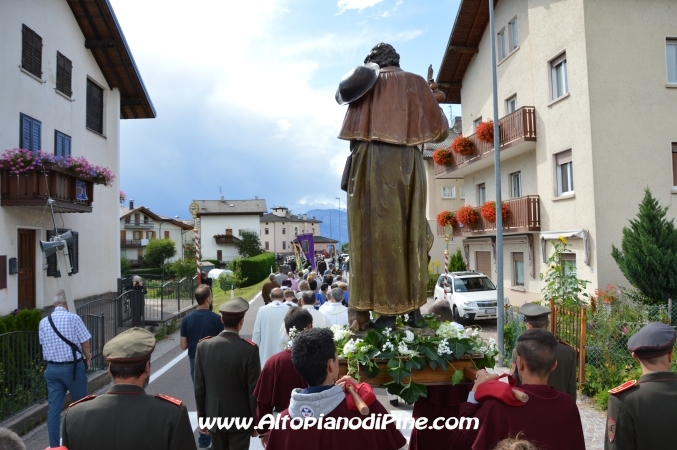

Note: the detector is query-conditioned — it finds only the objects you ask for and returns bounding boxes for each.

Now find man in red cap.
[449,329,585,450]
[605,322,677,450]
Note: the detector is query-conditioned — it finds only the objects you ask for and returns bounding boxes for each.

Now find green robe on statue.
[338,66,448,315]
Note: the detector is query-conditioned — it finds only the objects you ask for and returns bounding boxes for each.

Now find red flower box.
[432,149,454,166]
[476,120,494,144]
[480,201,510,223]
[436,210,456,228]
[456,205,479,227]
[451,136,475,156]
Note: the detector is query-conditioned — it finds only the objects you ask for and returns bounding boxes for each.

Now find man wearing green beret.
[61,327,196,450]
[605,322,677,450]
[194,297,261,450]
[510,303,577,400]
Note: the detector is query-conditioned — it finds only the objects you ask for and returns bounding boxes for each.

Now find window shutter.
[64,134,71,156]
[32,31,42,77]
[31,119,41,152]
[20,114,32,149]
[556,149,572,165]
[56,52,65,93]
[672,143,677,186]
[55,131,64,157]
[22,25,34,74]
[64,57,72,97]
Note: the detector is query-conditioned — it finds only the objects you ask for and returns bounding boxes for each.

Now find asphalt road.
[21,292,499,449]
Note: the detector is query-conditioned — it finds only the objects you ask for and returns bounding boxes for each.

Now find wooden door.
[475,251,492,277]
[120,230,126,243]
[18,229,36,309]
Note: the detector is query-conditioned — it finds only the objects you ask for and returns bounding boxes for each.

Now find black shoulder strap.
[48,314,81,380]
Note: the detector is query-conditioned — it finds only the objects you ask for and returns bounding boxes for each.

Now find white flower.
[403,330,415,343]
[382,341,395,352]
[288,326,298,339]
[382,327,392,337]
[331,324,350,341]
[397,341,418,357]
[342,338,363,357]
[436,322,460,340]
[403,314,410,322]
[438,339,453,355]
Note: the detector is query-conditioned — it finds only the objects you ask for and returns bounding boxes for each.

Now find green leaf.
[451,369,464,385]
[386,358,400,369]
[449,342,469,358]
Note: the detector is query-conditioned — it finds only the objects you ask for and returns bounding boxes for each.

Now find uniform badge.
[607,418,616,443]
[300,406,314,417]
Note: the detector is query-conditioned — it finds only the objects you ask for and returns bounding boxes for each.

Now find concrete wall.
[200,215,261,261]
[0,0,122,315]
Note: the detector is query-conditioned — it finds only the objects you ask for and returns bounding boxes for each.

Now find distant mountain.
[306,209,348,250]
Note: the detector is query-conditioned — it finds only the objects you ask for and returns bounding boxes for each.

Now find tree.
[144,238,176,268]
[236,230,263,259]
[611,188,677,304]
[447,249,467,272]
[341,242,349,253]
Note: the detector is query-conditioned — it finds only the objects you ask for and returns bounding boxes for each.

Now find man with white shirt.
[300,291,328,328]
[319,287,349,327]
[252,288,289,367]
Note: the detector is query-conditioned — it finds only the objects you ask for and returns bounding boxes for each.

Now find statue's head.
[364,43,400,68]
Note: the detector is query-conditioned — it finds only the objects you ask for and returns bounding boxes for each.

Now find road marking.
[250,291,262,304]
[149,349,187,384]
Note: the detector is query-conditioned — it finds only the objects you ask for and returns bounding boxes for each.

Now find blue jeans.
[45,361,87,447]
[190,356,212,448]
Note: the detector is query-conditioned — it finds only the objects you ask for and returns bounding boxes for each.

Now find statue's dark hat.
[627,322,676,359]
[335,63,380,105]
[520,303,551,322]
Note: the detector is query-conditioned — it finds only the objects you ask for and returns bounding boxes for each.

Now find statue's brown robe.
[338,66,448,315]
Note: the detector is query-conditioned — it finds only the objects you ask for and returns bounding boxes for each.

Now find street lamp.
[336,197,341,253]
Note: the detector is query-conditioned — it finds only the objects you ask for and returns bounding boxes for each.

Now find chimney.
[303,214,307,221]
[221,196,225,202]
[129,199,134,209]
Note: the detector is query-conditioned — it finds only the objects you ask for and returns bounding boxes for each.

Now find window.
[282,241,286,250]
[510,172,522,198]
[146,231,156,239]
[282,228,286,235]
[459,186,466,199]
[134,213,140,222]
[560,253,576,276]
[442,186,456,199]
[265,228,269,235]
[550,52,568,100]
[312,227,315,233]
[265,241,269,250]
[21,25,42,78]
[555,150,574,196]
[132,231,141,240]
[20,114,41,152]
[477,183,486,205]
[497,29,507,60]
[46,229,79,276]
[164,231,170,239]
[509,18,518,51]
[56,52,73,97]
[238,229,245,236]
[512,253,524,286]
[294,227,298,236]
[672,143,677,186]
[86,79,104,134]
[667,39,677,84]
[506,94,517,114]
[474,116,482,131]
[54,131,71,157]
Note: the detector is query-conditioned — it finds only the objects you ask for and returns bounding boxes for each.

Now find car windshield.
[453,276,496,292]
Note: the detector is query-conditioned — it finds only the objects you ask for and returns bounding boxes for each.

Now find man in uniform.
[61,327,196,450]
[605,322,677,450]
[194,297,260,450]
[510,303,578,400]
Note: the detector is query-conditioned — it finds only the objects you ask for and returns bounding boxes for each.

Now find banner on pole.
[296,234,315,269]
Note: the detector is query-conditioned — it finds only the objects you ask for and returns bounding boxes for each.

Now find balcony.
[215,235,242,245]
[0,164,94,213]
[435,107,537,178]
[437,195,541,236]
[124,220,154,229]
[120,239,148,248]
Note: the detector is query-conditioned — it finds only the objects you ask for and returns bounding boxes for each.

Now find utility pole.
[336,197,341,251]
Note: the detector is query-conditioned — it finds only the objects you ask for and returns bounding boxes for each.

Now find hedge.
[0,309,42,334]
[232,252,276,288]
[123,268,165,276]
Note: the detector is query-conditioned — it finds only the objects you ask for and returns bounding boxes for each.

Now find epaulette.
[156,394,183,406]
[243,338,257,346]
[558,340,574,348]
[198,336,213,343]
[69,395,96,407]
[608,380,637,395]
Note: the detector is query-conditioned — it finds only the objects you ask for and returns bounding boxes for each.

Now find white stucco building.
[197,198,267,263]
[433,0,677,305]
[0,0,154,315]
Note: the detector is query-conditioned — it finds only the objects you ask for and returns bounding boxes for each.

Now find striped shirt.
[38,307,91,362]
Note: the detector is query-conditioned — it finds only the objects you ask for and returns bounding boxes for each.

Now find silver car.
[433,271,507,324]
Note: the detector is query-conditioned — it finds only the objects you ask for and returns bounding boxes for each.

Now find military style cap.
[218,297,249,318]
[628,322,676,359]
[104,327,155,367]
[520,303,551,321]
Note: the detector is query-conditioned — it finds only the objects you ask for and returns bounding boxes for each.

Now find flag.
[296,234,315,269]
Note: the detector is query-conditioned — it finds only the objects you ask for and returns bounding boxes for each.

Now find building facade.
[434,0,677,305]
[0,0,154,315]
[260,207,322,254]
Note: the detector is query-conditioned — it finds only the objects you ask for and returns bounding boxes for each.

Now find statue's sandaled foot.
[405,308,424,328]
[372,314,397,329]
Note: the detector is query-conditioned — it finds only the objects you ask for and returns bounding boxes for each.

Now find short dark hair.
[525,318,549,330]
[292,328,336,386]
[284,307,313,334]
[194,285,212,305]
[281,279,292,288]
[221,315,242,328]
[515,329,557,377]
[320,283,329,292]
[364,43,400,68]
[110,360,148,379]
[269,274,276,281]
[428,300,453,322]
[300,291,315,306]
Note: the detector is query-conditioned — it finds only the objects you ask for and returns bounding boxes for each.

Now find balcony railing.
[124,220,154,228]
[434,107,537,176]
[0,164,94,213]
[215,235,241,244]
[120,239,148,248]
[437,195,541,236]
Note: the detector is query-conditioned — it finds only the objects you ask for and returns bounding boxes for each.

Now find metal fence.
[0,331,46,421]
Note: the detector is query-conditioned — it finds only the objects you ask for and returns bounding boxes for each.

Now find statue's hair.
[364,43,400,68]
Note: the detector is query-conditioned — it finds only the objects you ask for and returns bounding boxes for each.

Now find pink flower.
[622,327,628,334]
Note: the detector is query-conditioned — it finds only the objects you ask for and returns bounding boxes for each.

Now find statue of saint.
[337,43,449,328]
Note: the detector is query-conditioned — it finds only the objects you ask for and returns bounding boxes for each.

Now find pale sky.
[114,0,461,218]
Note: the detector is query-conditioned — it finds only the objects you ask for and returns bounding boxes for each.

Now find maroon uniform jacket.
[253,349,307,425]
[409,383,472,450]
[266,399,406,450]
[449,384,585,450]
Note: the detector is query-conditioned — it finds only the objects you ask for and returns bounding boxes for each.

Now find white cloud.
[337,0,384,14]
[277,119,292,131]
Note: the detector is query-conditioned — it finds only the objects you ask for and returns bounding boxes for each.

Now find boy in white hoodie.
[318,288,349,326]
